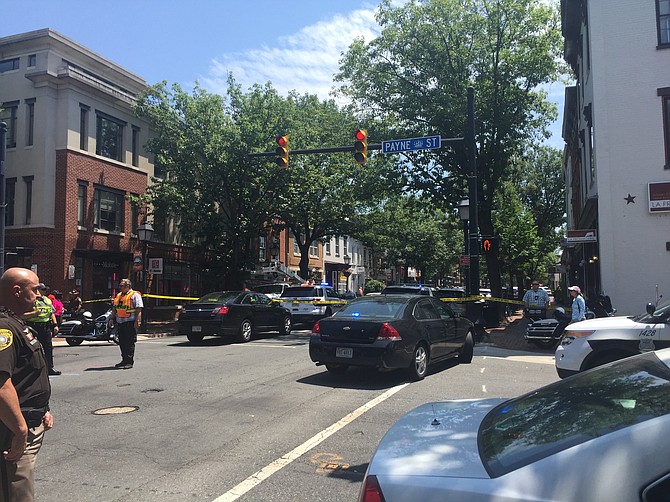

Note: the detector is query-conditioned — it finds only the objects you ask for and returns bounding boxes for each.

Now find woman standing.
[568,285,586,322]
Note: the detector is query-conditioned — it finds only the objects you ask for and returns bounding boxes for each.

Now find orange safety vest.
[114,289,141,318]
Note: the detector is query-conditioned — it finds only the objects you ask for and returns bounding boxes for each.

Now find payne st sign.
[382,135,441,154]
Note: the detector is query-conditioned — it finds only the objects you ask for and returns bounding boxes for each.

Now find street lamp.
[137,222,154,331]
[343,254,351,293]
[457,199,470,296]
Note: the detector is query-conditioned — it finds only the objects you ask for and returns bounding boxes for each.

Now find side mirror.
[646,303,656,315]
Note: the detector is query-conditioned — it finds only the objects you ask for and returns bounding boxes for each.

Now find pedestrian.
[357,286,364,297]
[22,284,60,376]
[66,290,81,313]
[112,278,143,370]
[48,291,64,326]
[568,285,587,323]
[522,281,550,309]
[0,267,54,501]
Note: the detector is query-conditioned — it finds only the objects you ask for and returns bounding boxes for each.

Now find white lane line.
[482,355,555,365]
[212,382,410,502]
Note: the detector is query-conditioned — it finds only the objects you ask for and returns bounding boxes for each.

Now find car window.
[255,284,284,295]
[256,294,271,305]
[197,292,239,304]
[326,288,341,299]
[431,299,455,319]
[634,299,670,323]
[281,287,318,298]
[241,294,255,305]
[479,352,670,477]
[413,299,440,320]
[333,299,405,318]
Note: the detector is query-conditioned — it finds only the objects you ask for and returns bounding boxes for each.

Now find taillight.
[358,475,385,502]
[215,306,230,315]
[377,323,401,340]
[312,321,320,334]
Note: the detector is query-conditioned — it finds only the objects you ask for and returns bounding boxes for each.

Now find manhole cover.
[92,406,139,415]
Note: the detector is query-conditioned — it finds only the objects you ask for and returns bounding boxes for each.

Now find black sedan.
[178,291,292,343]
[309,295,474,380]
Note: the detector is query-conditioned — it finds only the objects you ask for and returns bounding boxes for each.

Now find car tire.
[65,338,84,346]
[325,363,349,374]
[279,316,292,335]
[187,333,204,344]
[407,343,429,381]
[238,319,253,343]
[459,332,474,364]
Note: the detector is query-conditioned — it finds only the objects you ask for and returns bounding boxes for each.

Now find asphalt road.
[37,330,558,501]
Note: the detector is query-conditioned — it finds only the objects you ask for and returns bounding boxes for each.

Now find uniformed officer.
[112,278,143,369]
[22,284,60,376]
[0,267,54,502]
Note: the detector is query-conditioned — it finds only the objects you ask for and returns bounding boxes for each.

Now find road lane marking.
[482,355,555,365]
[212,382,410,502]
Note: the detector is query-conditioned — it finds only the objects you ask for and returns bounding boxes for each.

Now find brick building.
[0,28,202,300]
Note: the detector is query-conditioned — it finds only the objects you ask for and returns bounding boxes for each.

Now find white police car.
[555,299,670,378]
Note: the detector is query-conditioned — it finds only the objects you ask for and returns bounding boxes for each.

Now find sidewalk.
[482,313,555,353]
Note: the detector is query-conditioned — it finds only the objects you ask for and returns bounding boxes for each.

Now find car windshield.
[255,285,284,295]
[632,299,670,323]
[332,298,405,318]
[382,286,429,295]
[479,352,670,477]
[281,287,321,298]
[195,292,240,304]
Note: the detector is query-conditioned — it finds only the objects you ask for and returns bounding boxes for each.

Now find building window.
[343,237,349,258]
[94,187,124,232]
[335,237,340,257]
[80,104,89,151]
[25,99,35,147]
[131,126,140,167]
[23,176,33,225]
[5,178,15,226]
[1,102,18,148]
[293,237,299,254]
[325,241,331,256]
[96,112,125,161]
[310,240,319,257]
[664,95,670,168]
[659,0,670,45]
[27,54,36,67]
[130,194,139,235]
[259,236,267,261]
[77,182,87,227]
[0,58,19,73]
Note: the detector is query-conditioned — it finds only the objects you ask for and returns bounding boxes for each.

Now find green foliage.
[363,279,385,294]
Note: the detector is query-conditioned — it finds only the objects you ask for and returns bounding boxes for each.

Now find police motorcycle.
[524,294,616,349]
[58,302,119,346]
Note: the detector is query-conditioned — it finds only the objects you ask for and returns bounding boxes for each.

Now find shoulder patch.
[0,329,13,351]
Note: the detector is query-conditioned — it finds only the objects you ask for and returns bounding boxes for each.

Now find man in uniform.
[23,284,60,376]
[112,278,143,370]
[0,267,54,501]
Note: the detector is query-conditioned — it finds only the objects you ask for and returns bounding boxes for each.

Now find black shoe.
[119,364,133,370]
[49,368,62,376]
[114,361,126,368]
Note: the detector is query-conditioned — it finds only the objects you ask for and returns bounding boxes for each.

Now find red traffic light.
[354,129,368,165]
[355,129,367,141]
[275,135,289,168]
[276,136,288,148]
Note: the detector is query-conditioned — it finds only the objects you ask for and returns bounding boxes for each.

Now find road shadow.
[168,331,311,348]
[322,462,368,483]
[298,366,409,390]
[84,366,126,372]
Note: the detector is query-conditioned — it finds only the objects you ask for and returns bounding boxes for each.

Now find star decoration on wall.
[625,194,636,204]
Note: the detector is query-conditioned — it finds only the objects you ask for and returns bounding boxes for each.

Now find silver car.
[359,348,670,501]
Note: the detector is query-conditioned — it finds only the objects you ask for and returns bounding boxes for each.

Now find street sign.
[382,135,441,154]
[460,255,470,266]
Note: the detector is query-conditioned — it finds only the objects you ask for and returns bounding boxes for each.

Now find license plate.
[192,326,202,332]
[336,347,353,358]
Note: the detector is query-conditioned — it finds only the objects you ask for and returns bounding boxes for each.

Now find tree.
[336,0,565,296]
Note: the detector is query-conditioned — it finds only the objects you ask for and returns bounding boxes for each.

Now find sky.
[2,0,565,148]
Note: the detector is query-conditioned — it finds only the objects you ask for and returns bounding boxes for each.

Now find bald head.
[0,267,40,314]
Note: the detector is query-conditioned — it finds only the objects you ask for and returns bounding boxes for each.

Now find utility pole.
[466,87,479,296]
[0,122,6,274]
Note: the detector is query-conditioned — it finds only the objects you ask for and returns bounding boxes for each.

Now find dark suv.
[380,285,436,296]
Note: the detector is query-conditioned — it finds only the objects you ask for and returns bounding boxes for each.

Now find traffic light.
[354,129,368,164]
[275,136,289,168]
[481,236,499,255]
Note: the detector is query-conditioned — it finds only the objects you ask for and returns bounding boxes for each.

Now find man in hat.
[22,284,60,376]
[112,278,143,369]
[0,267,54,501]
[568,285,586,323]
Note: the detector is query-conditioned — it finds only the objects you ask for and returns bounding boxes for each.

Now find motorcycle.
[58,302,119,346]
[524,294,617,349]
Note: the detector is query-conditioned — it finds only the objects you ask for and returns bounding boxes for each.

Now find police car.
[555,299,670,378]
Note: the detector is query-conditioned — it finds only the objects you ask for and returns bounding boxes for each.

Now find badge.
[0,329,13,351]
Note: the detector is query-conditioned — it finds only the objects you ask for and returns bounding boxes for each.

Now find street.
[37,330,558,502]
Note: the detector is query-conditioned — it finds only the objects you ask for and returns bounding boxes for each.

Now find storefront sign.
[565,229,597,243]
[148,258,163,275]
[648,181,670,213]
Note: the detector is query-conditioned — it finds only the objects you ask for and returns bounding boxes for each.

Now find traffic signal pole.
[466,87,479,297]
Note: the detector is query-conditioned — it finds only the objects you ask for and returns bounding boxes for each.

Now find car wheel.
[325,363,348,374]
[187,333,204,344]
[279,316,292,335]
[459,332,474,364]
[65,338,83,346]
[238,319,253,343]
[407,343,429,381]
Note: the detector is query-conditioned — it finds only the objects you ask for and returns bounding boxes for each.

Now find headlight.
[561,330,594,346]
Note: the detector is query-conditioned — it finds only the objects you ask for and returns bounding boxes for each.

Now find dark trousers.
[118,321,137,364]
[28,323,54,370]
